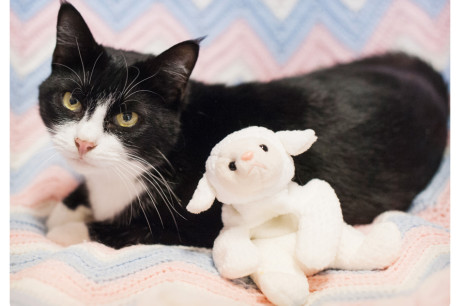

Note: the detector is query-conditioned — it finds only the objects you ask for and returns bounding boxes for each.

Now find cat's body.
[40,3,448,249]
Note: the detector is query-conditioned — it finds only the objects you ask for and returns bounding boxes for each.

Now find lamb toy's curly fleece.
[186,126,402,306]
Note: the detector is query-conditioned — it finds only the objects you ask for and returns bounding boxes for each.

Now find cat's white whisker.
[116,156,173,205]
[88,52,103,86]
[139,173,183,236]
[123,142,142,150]
[50,138,69,150]
[32,145,59,154]
[124,89,165,103]
[118,159,181,237]
[120,52,130,97]
[122,99,144,105]
[123,65,141,97]
[52,63,84,87]
[62,77,83,91]
[75,38,87,86]
[155,148,175,173]
[89,85,95,96]
[33,151,60,172]
[138,195,156,233]
[110,154,185,234]
[110,164,139,226]
[140,180,164,226]
[162,67,188,83]
[71,87,84,97]
[120,162,164,229]
[125,153,178,193]
[123,70,160,98]
[99,156,160,235]
[104,155,167,229]
[123,153,185,223]
[130,161,184,222]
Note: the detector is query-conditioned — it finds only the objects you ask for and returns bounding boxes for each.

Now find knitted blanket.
[11,0,450,305]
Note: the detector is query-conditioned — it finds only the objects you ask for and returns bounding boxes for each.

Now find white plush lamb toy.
[186,126,402,306]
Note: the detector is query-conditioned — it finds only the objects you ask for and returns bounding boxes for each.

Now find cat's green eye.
[116,112,139,127]
[62,92,82,112]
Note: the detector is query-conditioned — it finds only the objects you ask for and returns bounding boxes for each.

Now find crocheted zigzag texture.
[11,0,450,305]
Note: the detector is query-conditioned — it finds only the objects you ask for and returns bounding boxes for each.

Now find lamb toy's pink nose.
[241,151,254,161]
[75,138,97,156]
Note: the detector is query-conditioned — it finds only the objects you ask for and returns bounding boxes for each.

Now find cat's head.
[39,2,200,175]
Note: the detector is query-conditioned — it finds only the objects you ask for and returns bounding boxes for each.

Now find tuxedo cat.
[40,3,448,248]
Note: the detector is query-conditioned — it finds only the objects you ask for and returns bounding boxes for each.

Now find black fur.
[39,3,448,249]
[62,183,89,209]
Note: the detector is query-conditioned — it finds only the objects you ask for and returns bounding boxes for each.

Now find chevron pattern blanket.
[10,0,450,305]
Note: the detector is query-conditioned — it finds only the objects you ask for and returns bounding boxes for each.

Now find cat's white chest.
[86,170,144,221]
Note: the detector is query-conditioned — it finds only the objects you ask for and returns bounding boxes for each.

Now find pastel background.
[11,0,450,305]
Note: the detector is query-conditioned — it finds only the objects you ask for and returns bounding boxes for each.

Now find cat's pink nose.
[241,151,254,161]
[75,138,97,156]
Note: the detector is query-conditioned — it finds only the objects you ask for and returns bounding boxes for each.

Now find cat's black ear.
[145,38,202,105]
[52,2,101,67]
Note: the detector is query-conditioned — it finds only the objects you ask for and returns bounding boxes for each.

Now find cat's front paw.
[46,202,93,230]
[46,222,90,246]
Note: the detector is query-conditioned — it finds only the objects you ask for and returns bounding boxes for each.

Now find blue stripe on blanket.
[10,144,79,194]
[310,255,449,306]
[389,214,449,234]
[10,213,46,234]
[409,154,449,214]
[11,238,217,280]
[10,60,51,115]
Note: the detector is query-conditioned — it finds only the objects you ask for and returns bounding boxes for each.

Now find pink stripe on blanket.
[308,227,449,292]
[110,3,192,51]
[11,260,269,305]
[10,231,268,304]
[363,0,449,55]
[324,268,449,306]
[11,166,78,207]
[10,107,47,153]
[283,24,354,77]
[11,231,52,246]
[193,20,279,82]
[55,0,116,47]
[24,1,192,52]
[10,2,60,58]
[417,182,450,229]
[194,22,355,83]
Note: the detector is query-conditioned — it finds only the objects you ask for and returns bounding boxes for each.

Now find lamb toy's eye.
[228,161,237,171]
[260,144,268,152]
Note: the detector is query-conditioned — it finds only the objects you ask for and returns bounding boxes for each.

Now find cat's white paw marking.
[46,202,93,230]
[46,222,90,246]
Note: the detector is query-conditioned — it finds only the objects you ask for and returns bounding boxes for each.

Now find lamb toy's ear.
[186,175,217,214]
[276,129,317,156]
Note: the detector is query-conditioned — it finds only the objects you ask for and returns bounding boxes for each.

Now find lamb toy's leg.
[294,179,343,274]
[332,221,402,270]
[251,233,310,306]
